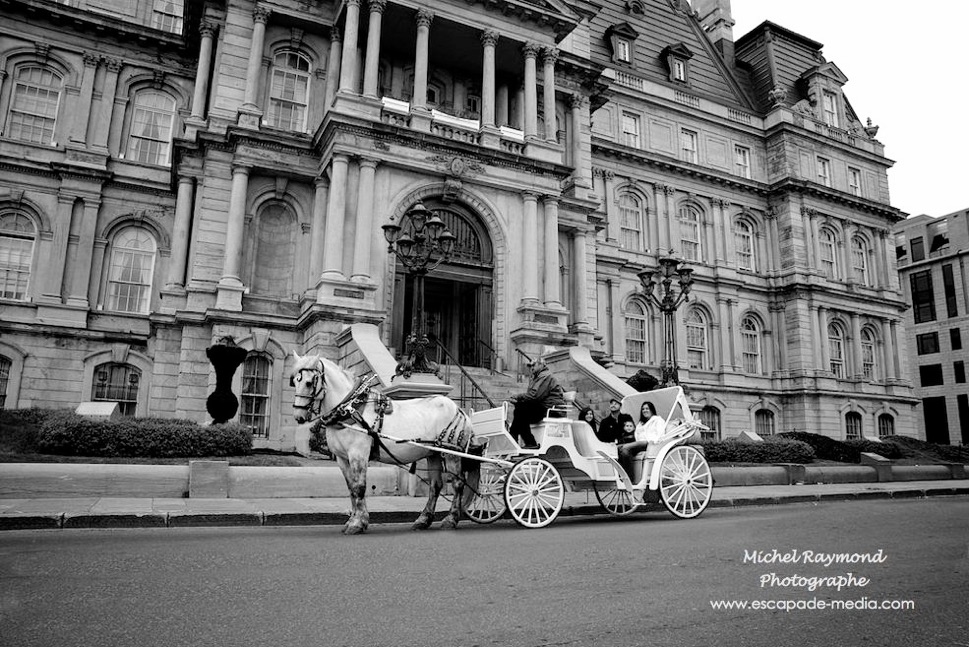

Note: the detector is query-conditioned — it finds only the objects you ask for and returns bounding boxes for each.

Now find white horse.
[290,353,482,535]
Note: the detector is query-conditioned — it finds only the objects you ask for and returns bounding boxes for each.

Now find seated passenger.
[596,398,634,444]
[618,402,665,482]
[578,407,597,437]
[507,360,565,450]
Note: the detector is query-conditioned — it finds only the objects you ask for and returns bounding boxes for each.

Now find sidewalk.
[2,480,967,531]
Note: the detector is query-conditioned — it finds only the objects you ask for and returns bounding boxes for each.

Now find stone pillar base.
[215,279,245,311]
[316,276,377,310]
[409,107,433,132]
[383,374,453,400]
[237,106,262,129]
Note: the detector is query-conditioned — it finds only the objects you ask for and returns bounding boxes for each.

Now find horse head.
[290,352,327,424]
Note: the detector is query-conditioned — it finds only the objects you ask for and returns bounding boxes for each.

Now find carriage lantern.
[637,256,693,387]
[382,202,456,378]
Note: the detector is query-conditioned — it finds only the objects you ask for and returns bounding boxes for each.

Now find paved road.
[1,498,967,647]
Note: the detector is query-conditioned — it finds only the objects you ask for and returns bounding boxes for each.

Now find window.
[0,213,35,300]
[848,167,862,196]
[268,51,311,132]
[741,315,762,374]
[126,90,176,165]
[151,0,184,33]
[6,66,62,144]
[895,233,907,261]
[845,412,862,440]
[106,227,156,314]
[734,145,751,179]
[943,264,958,317]
[910,236,925,262]
[735,220,755,271]
[951,328,962,350]
[618,193,643,251]
[248,203,296,297]
[465,94,481,117]
[672,59,686,82]
[754,409,774,437]
[919,364,944,387]
[817,157,831,187]
[699,406,720,441]
[680,129,698,163]
[678,205,701,261]
[822,90,839,127]
[621,111,641,148]
[851,237,870,285]
[877,414,894,438]
[819,228,839,279]
[624,300,647,364]
[241,354,271,438]
[955,361,966,384]
[928,220,949,253]
[861,329,876,380]
[607,24,639,66]
[0,356,10,410]
[92,362,140,416]
[616,38,631,63]
[686,309,708,370]
[828,323,845,378]
[910,270,936,324]
[917,332,939,355]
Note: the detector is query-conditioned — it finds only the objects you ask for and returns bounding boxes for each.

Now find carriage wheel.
[462,463,508,524]
[504,458,564,529]
[593,481,638,516]
[658,446,713,519]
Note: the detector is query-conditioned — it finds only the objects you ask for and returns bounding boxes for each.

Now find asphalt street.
[1,497,967,647]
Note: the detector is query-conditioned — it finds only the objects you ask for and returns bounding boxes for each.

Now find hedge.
[779,432,901,463]
[34,414,252,458]
[884,435,969,463]
[699,437,816,464]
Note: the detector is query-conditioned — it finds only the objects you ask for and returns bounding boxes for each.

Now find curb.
[3,487,967,531]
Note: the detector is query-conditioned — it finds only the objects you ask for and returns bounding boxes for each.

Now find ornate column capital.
[657,183,676,196]
[199,20,218,38]
[345,0,362,7]
[368,0,387,14]
[522,190,540,202]
[713,197,730,209]
[231,162,253,175]
[82,52,100,68]
[357,157,379,170]
[415,8,434,28]
[765,206,777,219]
[481,29,499,48]
[801,206,818,217]
[253,5,272,23]
[540,46,558,65]
[568,93,583,109]
[330,25,343,42]
[522,42,541,59]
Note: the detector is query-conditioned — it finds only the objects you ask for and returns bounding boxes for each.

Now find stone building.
[894,208,969,445]
[0,0,917,448]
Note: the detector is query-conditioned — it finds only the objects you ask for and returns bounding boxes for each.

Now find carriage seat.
[544,391,576,419]
[571,421,618,459]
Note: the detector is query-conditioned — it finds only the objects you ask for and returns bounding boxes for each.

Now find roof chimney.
[694,0,735,63]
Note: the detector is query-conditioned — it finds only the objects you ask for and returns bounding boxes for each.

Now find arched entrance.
[391,199,494,368]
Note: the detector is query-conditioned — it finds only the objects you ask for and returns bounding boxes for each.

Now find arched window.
[734,219,755,271]
[877,414,894,438]
[828,322,845,378]
[105,227,157,314]
[624,299,648,364]
[754,409,774,436]
[686,308,708,370]
[126,90,177,165]
[851,236,870,286]
[699,406,720,441]
[249,203,296,297]
[845,411,863,440]
[0,355,11,410]
[240,354,271,438]
[618,192,644,251]
[861,328,877,380]
[741,315,763,374]
[92,362,141,416]
[0,212,36,301]
[819,228,839,279]
[6,65,62,144]
[678,205,702,261]
[268,51,311,131]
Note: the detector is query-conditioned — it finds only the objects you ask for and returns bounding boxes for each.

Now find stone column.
[873,230,887,289]
[91,57,121,151]
[541,47,557,142]
[850,312,863,378]
[842,222,855,282]
[240,6,271,115]
[479,30,498,129]
[325,27,343,111]
[189,22,217,121]
[220,164,251,286]
[542,197,561,307]
[806,208,819,270]
[41,195,75,301]
[67,199,100,307]
[712,199,728,264]
[659,184,675,254]
[718,297,732,371]
[771,304,787,371]
[309,176,329,284]
[69,53,99,145]
[166,176,196,288]
[882,318,897,380]
[608,278,623,362]
[322,154,350,280]
[568,93,583,169]
[513,86,524,129]
[602,170,618,243]
[522,192,539,303]
[573,230,590,326]
[338,0,362,93]
[351,158,378,282]
[765,209,778,273]
[817,305,829,372]
[362,0,385,98]
[412,9,433,111]
[496,84,509,126]
[522,43,539,139]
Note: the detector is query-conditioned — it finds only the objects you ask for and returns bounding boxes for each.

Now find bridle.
[291,363,326,422]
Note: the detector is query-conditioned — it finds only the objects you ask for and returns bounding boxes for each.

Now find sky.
[729,1,969,219]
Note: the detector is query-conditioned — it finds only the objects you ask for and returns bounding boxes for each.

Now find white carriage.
[461,387,714,528]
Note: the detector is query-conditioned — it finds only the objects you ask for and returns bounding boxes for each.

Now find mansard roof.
[735,20,827,112]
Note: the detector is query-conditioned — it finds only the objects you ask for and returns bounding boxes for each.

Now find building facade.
[0,0,917,448]
[895,208,969,445]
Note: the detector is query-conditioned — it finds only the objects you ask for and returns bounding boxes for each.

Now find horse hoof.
[411,514,433,531]
[344,523,366,535]
[440,516,458,530]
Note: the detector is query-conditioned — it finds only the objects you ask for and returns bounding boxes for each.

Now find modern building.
[895,208,969,445]
[0,0,917,449]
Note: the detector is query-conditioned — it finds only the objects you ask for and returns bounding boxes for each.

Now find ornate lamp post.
[637,256,694,386]
[382,203,456,378]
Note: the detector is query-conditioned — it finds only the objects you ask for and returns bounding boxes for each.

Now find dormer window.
[822,90,839,127]
[662,43,694,84]
[606,23,639,66]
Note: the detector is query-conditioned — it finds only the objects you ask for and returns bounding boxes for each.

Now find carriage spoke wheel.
[659,446,713,519]
[504,458,564,529]
[593,481,638,516]
[462,463,508,524]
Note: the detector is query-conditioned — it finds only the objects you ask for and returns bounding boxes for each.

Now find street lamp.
[637,256,694,386]
[382,203,456,378]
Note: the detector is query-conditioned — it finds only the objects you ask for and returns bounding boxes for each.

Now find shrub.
[699,437,815,464]
[35,415,252,458]
[778,432,902,463]
[844,439,903,460]
[884,435,969,463]
[0,409,76,453]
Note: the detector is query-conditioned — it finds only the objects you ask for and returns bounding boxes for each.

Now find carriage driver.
[507,359,566,449]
